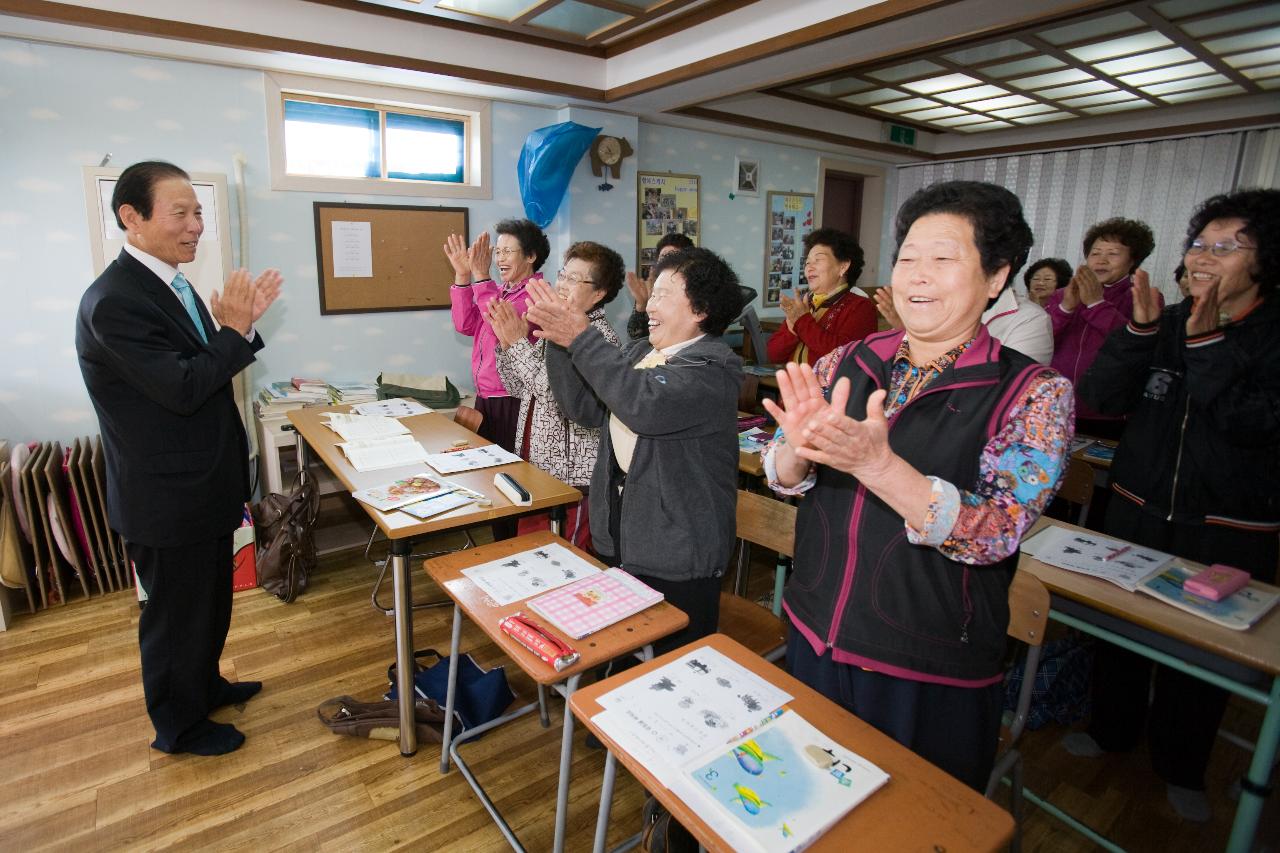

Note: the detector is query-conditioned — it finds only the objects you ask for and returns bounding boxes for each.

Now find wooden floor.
[0,533,1275,852]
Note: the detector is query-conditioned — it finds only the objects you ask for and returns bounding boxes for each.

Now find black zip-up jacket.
[1079,295,1280,533]
[785,328,1060,684]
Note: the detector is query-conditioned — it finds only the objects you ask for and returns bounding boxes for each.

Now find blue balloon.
[518,121,601,228]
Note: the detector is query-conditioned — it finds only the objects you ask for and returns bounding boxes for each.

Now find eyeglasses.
[556,268,594,286]
[1187,239,1256,257]
[494,247,524,258]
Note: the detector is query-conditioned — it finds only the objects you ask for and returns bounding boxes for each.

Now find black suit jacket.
[76,249,263,548]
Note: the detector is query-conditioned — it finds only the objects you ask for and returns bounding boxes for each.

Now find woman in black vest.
[762,181,1075,790]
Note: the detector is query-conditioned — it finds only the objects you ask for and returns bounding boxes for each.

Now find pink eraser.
[1184,564,1250,601]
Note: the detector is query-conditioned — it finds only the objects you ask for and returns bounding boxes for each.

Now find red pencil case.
[499,612,580,672]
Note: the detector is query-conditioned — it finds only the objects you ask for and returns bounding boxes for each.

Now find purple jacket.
[1046,275,1160,421]
[450,276,538,398]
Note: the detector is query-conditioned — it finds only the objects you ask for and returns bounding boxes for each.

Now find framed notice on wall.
[763,191,815,307]
[636,171,700,280]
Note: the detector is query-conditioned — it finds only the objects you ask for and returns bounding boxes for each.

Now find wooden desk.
[287,405,581,757]
[571,633,1016,853]
[1018,518,1280,853]
[425,531,688,853]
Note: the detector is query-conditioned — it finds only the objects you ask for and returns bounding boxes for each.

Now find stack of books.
[327,381,378,405]
[256,379,330,421]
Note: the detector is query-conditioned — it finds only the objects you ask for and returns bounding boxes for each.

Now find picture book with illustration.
[527,568,663,638]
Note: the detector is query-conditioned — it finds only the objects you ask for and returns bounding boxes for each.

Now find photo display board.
[763,191,815,307]
[636,171,700,280]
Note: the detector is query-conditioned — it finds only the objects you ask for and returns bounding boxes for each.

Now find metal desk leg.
[390,537,417,756]
[593,750,618,853]
[538,684,550,727]
[440,604,463,773]
[1227,674,1280,853]
[553,673,583,853]
[549,503,566,537]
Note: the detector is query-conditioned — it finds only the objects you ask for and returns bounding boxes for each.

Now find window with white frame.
[265,73,491,199]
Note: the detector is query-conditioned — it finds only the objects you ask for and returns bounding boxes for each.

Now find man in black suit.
[76,161,282,756]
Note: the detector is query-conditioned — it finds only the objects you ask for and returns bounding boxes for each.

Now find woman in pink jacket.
[444,218,549,455]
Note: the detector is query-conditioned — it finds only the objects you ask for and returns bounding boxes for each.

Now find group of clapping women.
[444,180,1278,816]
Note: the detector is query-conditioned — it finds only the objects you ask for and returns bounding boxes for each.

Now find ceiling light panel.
[1181,6,1280,37]
[964,94,1035,111]
[436,0,531,19]
[955,120,1014,132]
[898,106,970,121]
[1039,12,1146,45]
[801,78,871,98]
[930,113,1001,127]
[1118,62,1213,86]
[1204,27,1280,55]
[943,39,1033,65]
[1156,0,1250,18]
[901,73,981,94]
[529,0,628,36]
[1139,73,1229,95]
[991,103,1059,118]
[841,88,907,106]
[1012,68,1094,89]
[868,60,945,82]
[984,55,1065,77]
[1094,47,1195,76]
[1160,84,1246,102]
[1242,62,1280,79]
[1035,80,1116,99]
[1060,90,1140,107]
[1068,32,1172,62]
[1014,111,1074,124]
[871,97,942,114]
[933,84,1010,104]
[1083,99,1154,114]
[1224,47,1280,67]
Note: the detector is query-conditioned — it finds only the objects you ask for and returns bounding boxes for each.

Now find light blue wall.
[0,35,891,444]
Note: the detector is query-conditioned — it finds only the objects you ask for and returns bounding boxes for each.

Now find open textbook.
[337,435,429,472]
[1022,524,1279,630]
[322,412,410,442]
[593,648,887,853]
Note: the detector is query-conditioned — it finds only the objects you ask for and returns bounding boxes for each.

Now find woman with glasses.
[1073,189,1280,821]
[487,242,624,549]
[1024,257,1072,307]
[444,218,550,456]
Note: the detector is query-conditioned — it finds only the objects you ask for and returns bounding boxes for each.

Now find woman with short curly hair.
[1046,216,1159,438]
[1075,188,1280,821]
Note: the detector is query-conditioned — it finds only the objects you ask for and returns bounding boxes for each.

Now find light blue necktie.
[172,272,208,343]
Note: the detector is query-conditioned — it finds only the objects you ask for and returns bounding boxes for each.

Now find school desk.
[571,633,1017,853]
[1018,517,1280,853]
[288,405,581,757]
[424,531,688,853]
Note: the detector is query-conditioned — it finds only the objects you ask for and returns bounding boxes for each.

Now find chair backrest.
[1055,457,1094,524]
[453,405,483,435]
[1007,570,1049,648]
[738,373,760,414]
[735,489,796,558]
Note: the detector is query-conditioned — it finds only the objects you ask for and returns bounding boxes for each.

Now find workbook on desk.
[1021,525,1173,591]
[1137,564,1279,631]
[461,542,602,606]
[337,435,430,472]
[592,648,886,853]
[322,412,410,442]
[527,568,663,639]
[424,445,521,475]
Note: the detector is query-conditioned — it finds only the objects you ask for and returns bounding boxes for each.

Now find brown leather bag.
[316,695,446,743]
[251,470,318,603]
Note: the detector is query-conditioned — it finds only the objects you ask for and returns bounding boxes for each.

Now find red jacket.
[766,289,877,365]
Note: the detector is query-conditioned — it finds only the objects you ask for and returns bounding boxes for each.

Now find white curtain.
[893,130,1276,301]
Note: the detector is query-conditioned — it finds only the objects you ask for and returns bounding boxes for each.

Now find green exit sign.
[887,124,916,147]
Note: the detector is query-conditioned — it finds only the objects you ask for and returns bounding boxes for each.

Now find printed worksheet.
[424,445,521,474]
[596,647,793,765]
[350,398,433,418]
[461,542,602,605]
[1021,525,1172,591]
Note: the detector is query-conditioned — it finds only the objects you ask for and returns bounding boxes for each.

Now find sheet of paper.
[424,445,521,475]
[350,398,433,418]
[399,491,476,520]
[337,435,429,472]
[1021,525,1171,591]
[331,220,373,278]
[351,472,453,512]
[461,542,603,606]
[596,647,793,765]
[322,413,410,441]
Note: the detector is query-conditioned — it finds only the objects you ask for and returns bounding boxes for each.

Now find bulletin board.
[636,171,700,280]
[313,202,468,314]
[763,191,815,307]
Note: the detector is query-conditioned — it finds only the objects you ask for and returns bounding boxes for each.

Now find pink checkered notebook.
[527,569,664,639]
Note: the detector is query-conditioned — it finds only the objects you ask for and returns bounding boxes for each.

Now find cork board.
[313,202,468,314]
